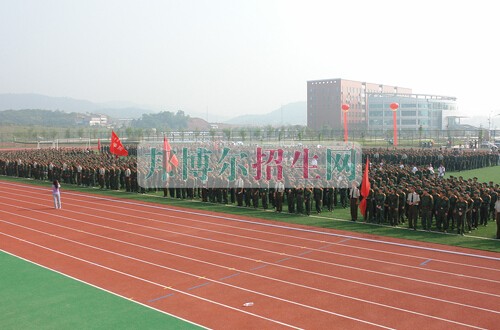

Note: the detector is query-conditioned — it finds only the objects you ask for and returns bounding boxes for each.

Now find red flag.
[110,131,128,157]
[163,136,178,173]
[97,138,101,152]
[359,157,370,218]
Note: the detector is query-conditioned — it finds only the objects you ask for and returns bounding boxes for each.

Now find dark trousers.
[305,198,311,215]
[262,193,268,209]
[275,192,283,212]
[480,206,489,225]
[436,210,446,230]
[456,212,465,235]
[315,198,322,213]
[408,205,418,229]
[421,208,432,230]
[496,212,500,239]
[350,198,358,221]
[389,207,399,226]
[375,206,384,224]
[472,209,479,228]
[236,190,243,206]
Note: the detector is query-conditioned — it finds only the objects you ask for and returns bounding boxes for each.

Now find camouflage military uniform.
[436,195,450,232]
[387,190,399,226]
[375,189,386,224]
[455,197,468,235]
[420,191,434,231]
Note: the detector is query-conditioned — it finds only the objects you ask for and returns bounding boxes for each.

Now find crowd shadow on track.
[17,207,57,212]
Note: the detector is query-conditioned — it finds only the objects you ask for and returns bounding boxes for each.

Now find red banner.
[110,131,128,157]
[163,136,179,173]
[359,158,370,218]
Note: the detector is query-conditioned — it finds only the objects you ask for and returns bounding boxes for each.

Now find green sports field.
[0,252,202,329]
[445,165,500,184]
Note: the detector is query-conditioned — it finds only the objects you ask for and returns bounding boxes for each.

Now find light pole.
[342,104,350,142]
[390,102,399,147]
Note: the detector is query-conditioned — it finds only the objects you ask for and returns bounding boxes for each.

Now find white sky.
[1,0,499,121]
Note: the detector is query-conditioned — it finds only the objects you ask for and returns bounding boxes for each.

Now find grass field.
[446,166,500,184]
[0,252,201,330]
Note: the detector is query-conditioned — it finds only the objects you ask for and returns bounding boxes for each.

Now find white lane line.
[0,227,391,330]
[3,202,499,315]
[2,194,500,299]
[0,210,496,329]
[4,187,500,286]
[2,180,499,265]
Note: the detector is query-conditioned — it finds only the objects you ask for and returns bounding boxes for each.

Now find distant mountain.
[0,93,308,125]
[0,109,81,126]
[0,93,99,112]
[225,101,306,126]
[0,93,155,119]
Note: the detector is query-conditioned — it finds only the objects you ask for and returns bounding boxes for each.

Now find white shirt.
[52,183,61,195]
[407,192,420,205]
[438,165,445,177]
[495,200,500,213]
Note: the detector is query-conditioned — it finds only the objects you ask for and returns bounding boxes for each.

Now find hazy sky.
[1,0,499,122]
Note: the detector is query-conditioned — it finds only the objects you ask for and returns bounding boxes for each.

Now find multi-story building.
[89,114,108,126]
[307,78,457,131]
[366,93,457,131]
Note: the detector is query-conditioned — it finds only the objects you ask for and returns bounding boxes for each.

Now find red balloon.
[390,102,399,111]
[341,104,350,111]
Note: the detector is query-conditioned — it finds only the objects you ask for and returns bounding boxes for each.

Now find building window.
[401,103,417,108]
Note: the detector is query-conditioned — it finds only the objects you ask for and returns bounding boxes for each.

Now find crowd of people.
[0,144,499,238]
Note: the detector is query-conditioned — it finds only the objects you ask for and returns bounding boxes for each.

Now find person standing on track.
[52,180,62,209]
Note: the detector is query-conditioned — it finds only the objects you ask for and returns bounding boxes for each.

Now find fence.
[0,126,498,150]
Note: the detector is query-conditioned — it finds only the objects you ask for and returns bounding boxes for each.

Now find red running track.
[0,180,499,329]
